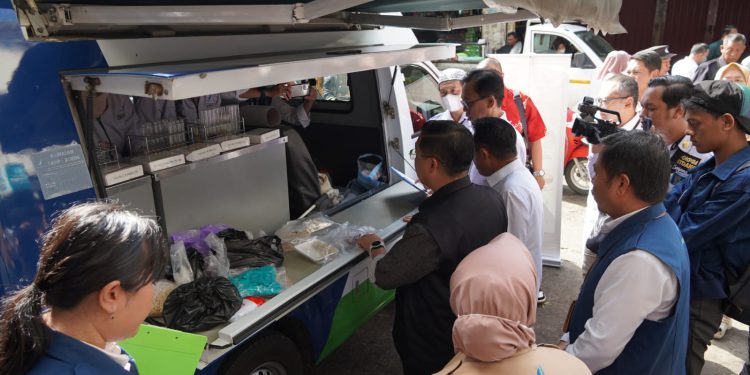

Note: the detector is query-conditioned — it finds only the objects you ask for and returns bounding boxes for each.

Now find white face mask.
[441,94,463,112]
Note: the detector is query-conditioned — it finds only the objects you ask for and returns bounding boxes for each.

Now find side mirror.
[571,52,596,69]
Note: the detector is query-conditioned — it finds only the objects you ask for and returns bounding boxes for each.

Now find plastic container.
[294,238,339,263]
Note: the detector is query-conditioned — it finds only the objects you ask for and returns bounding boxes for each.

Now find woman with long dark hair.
[0,202,168,375]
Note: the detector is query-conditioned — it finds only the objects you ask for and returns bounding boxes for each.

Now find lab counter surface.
[194,180,427,368]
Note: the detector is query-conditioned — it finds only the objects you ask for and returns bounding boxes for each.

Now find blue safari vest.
[569,204,690,375]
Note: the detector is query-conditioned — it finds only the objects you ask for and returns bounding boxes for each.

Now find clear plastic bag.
[274,215,336,243]
[318,222,376,254]
[170,241,194,285]
[150,280,178,317]
[203,233,230,277]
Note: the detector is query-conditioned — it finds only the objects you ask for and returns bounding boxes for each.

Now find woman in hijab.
[435,233,590,375]
[715,62,750,86]
[597,50,631,80]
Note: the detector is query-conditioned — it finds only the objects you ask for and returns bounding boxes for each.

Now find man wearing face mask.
[430,68,525,185]
[430,68,471,128]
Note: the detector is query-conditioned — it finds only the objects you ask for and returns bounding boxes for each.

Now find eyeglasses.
[461,96,490,109]
[595,96,629,106]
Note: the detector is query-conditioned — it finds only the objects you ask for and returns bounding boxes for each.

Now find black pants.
[277,126,321,219]
[686,298,724,375]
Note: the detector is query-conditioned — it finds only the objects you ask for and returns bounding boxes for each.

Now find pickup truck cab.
[523,21,615,108]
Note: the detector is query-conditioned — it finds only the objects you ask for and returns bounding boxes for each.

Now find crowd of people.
[1,29,750,375]
[353,31,750,374]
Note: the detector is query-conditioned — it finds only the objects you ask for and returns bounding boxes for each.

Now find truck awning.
[15,0,625,39]
[61,43,454,100]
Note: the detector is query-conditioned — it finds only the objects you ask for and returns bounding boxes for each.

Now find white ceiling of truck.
[62,43,455,99]
[16,0,624,39]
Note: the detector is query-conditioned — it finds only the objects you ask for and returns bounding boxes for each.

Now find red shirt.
[500,87,547,143]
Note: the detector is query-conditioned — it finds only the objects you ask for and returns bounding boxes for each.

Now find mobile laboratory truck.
[0,1,624,374]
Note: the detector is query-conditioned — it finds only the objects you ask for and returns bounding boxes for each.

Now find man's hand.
[356,233,382,252]
[557,341,569,350]
[268,83,292,100]
[535,175,546,189]
[303,87,318,103]
[402,215,413,223]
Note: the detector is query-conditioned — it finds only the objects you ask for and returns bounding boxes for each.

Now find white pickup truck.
[438,20,615,108]
[522,21,615,108]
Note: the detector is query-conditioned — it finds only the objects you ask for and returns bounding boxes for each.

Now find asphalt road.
[314,186,749,375]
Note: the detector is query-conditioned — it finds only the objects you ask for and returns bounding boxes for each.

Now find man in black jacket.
[357,120,509,375]
[693,33,746,83]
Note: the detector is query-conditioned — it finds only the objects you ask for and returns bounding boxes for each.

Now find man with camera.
[581,74,641,274]
[640,76,711,190]
[664,80,750,375]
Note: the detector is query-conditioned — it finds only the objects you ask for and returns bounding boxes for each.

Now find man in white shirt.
[581,74,641,274]
[473,117,544,292]
[672,43,709,80]
[460,69,527,170]
[560,131,690,374]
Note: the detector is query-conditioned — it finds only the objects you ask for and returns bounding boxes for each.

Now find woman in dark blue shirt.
[0,203,168,374]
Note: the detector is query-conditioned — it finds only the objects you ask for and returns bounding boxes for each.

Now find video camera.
[572,96,624,144]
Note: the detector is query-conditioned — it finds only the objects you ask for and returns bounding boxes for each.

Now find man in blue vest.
[664,80,750,375]
[357,120,508,375]
[560,131,690,374]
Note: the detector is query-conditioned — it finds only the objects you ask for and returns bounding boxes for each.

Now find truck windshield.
[574,31,614,60]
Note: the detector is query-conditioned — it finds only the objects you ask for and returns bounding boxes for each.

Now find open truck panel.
[0,1,623,373]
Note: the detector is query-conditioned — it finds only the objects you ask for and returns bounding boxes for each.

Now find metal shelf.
[150,136,288,180]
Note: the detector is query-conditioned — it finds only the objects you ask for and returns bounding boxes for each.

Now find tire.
[220,330,306,375]
[565,157,590,195]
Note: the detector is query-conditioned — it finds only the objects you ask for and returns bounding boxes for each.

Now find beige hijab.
[450,233,537,362]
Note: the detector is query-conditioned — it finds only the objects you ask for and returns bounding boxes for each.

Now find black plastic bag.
[217,229,284,269]
[163,277,242,332]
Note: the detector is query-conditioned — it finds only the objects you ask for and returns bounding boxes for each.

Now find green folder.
[120,324,207,375]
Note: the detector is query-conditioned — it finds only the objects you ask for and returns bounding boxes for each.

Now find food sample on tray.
[275,217,335,243]
[294,239,339,263]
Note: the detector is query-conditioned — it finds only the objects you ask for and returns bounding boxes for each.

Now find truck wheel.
[565,157,590,195]
[221,331,305,375]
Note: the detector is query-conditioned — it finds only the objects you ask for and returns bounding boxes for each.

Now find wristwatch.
[369,240,385,254]
[368,241,385,256]
[533,170,546,177]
